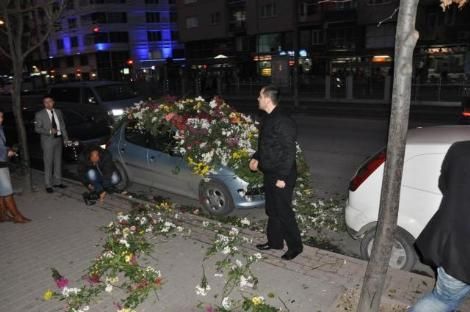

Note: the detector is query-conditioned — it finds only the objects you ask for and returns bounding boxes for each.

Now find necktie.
[51,110,57,131]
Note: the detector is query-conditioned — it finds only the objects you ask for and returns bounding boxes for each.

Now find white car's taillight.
[349,149,386,191]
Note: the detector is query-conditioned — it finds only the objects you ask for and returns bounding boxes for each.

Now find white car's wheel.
[360,227,418,271]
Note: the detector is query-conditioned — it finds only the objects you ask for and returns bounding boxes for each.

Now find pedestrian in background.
[0,110,31,223]
[34,95,69,193]
[250,85,303,261]
[410,141,470,311]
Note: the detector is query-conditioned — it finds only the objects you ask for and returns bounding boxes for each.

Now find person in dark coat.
[411,141,470,311]
[78,145,120,205]
[249,85,303,261]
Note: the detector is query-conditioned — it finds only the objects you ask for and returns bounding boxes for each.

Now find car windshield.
[95,84,137,102]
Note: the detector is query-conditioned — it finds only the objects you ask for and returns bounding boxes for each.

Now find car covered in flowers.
[107,97,265,215]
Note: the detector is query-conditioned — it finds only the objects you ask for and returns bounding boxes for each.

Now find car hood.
[101,97,144,110]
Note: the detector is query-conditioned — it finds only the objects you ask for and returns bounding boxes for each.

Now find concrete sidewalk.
[1,170,469,312]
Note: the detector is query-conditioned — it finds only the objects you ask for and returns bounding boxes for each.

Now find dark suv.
[48,81,143,122]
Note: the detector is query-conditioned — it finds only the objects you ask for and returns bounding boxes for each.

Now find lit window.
[185,16,199,28]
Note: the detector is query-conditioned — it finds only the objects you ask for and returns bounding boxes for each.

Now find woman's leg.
[3,195,31,223]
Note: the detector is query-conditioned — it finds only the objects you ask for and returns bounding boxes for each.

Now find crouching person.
[78,145,120,205]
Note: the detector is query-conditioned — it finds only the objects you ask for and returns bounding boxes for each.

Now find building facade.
[31,0,184,82]
[175,0,470,84]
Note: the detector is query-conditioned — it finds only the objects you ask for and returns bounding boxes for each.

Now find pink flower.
[205,305,214,312]
[55,277,69,289]
[164,112,177,121]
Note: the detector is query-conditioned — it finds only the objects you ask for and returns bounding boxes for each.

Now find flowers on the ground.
[46,201,182,312]
[43,289,53,301]
[251,296,264,305]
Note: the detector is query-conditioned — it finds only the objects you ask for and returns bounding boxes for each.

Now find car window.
[148,128,176,153]
[125,123,148,148]
[49,87,80,103]
[95,84,137,102]
[62,110,86,126]
[82,87,97,105]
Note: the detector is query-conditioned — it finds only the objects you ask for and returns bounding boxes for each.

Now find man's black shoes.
[46,187,54,193]
[256,243,283,251]
[53,184,67,189]
[281,249,303,261]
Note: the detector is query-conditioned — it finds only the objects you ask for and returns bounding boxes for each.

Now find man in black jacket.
[249,85,303,260]
[411,141,470,311]
[78,145,120,205]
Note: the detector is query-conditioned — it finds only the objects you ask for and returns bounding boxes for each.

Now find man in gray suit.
[35,95,69,193]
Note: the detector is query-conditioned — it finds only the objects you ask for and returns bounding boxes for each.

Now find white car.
[345,125,470,271]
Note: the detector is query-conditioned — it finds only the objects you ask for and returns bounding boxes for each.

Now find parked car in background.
[345,125,470,271]
[3,107,111,162]
[48,81,143,121]
[460,87,470,124]
[107,120,265,215]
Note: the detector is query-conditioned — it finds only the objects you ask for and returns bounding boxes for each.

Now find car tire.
[360,227,418,271]
[199,180,235,216]
[114,161,130,192]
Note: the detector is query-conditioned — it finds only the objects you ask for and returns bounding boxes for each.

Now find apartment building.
[32,0,184,81]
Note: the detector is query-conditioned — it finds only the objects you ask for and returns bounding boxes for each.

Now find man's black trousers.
[263,172,303,251]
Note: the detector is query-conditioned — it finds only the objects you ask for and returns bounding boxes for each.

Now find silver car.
[108,120,265,215]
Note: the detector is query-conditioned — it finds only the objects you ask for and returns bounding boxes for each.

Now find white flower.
[229,227,239,236]
[107,222,114,228]
[103,251,114,258]
[195,284,211,296]
[119,239,130,248]
[195,96,204,101]
[176,226,184,232]
[117,214,129,222]
[140,217,147,225]
[240,217,251,226]
[214,273,224,278]
[105,284,113,293]
[209,99,217,109]
[62,287,81,298]
[145,225,154,233]
[222,297,232,309]
[202,221,209,227]
[253,253,262,260]
[239,275,254,288]
[235,259,243,267]
[222,246,231,255]
[82,306,90,312]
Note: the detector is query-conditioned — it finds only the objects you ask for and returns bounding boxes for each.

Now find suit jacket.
[415,141,470,284]
[34,108,69,142]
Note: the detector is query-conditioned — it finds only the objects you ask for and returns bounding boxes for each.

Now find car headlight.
[110,109,124,117]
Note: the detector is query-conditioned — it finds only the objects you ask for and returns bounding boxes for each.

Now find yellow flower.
[124,253,133,263]
[251,296,264,305]
[43,289,54,301]
[118,309,136,312]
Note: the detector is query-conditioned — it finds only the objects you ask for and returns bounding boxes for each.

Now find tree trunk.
[11,60,33,193]
[357,1,420,311]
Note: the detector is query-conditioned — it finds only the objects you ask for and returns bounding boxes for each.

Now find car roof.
[49,81,128,88]
[407,125,470,146]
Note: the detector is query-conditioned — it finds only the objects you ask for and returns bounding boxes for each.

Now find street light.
[0,20,5,26]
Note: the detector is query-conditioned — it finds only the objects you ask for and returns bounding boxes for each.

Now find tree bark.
[11,60,33,192]
[357,1,420,311]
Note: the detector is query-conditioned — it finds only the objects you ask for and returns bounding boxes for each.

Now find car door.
[119,122,151,186]
[147,129,197,197]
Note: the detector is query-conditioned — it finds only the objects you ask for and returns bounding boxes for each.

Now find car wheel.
[199,180,235,216]
[114,162,130,192]
[360,227,417,271]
